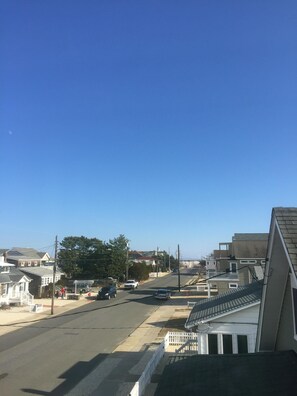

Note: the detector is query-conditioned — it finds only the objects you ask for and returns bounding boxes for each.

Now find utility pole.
[125,242,129,281]
[156,246,159,277]
[51,235,58,315]
[168,248,171,272]
[177,244,181,292]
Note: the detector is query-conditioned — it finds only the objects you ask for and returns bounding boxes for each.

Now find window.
[237,335,248,353]
[223,334,233,354]
[240,260,257,265]
[229,283,238,289]
[208,334,218,354]
[230,262,237,273]
[0,284,7,295]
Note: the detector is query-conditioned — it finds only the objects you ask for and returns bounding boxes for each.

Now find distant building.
[180,260,200,268]
[129,250,157,266]
[20,266,63,298]
[5,247,51,268]
[206,233,268,294]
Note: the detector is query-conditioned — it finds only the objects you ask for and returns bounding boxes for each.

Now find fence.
[129,332,199,395]
[129,340,166,396]
[166,331,198,346]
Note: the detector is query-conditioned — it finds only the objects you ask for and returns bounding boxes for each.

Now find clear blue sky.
[1,1,296,259]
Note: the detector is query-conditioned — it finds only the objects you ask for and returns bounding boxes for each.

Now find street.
[0,271,194,395]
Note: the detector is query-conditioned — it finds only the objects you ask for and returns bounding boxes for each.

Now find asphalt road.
[0,271,194,396]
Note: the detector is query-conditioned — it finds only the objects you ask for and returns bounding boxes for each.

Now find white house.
[0,256,33,306]
[185,281,263,354]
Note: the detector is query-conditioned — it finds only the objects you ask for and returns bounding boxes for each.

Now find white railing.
[0,294,9,306]
[20,291,34,306]
[129,340,166,396]
[7,291,34,306]
[175,339,198,354]
[129,332,200,395]
[167,331,198,346]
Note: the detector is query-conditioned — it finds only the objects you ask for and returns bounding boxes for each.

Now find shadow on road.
[22,353,109,395]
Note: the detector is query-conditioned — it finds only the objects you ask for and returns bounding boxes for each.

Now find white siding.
[196,304,260,354]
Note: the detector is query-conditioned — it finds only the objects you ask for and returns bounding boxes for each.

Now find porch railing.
[8,291,34,306]
[167,331,197,345]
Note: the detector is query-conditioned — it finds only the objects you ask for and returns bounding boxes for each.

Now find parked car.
[154,289,171,300]
[97,285,117,300]
[124,279,139,289]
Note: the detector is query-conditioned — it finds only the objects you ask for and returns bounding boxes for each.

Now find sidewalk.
[0,293,95,336]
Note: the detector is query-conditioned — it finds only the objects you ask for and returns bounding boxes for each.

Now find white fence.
[167,331,198,346]
[129,332,198,395]
[129,340,166,396]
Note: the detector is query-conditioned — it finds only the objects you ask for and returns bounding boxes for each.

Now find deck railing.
[129,332,198,395]
[129,340,166,396]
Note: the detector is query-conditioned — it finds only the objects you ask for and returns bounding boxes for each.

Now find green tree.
[58,234,130,280]
[58,236,104,278]
[107,234,129,280]
[129,261,150,281]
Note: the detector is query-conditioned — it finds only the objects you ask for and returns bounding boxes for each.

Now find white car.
[124,279,139,289]
[154,289,171,300]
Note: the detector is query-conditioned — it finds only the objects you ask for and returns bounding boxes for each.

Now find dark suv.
[97,285,117,300]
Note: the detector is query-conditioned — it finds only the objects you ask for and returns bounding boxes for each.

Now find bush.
[129,262,150,281]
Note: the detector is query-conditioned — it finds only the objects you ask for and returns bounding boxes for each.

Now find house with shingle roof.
[6,247,43,267]
[129,250,158,266]
[5,247,51,268]
[0,255,33,306]
[257,207,297,353]
[185,281,263,354]
[20,266,63,297]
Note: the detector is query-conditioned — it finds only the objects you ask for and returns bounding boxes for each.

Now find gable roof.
[9,266,32,282]
[0,274,12,284]
[273,207,297,276]
[7,248,42,261]
[19,267,62,277]
[185,281,263,329]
